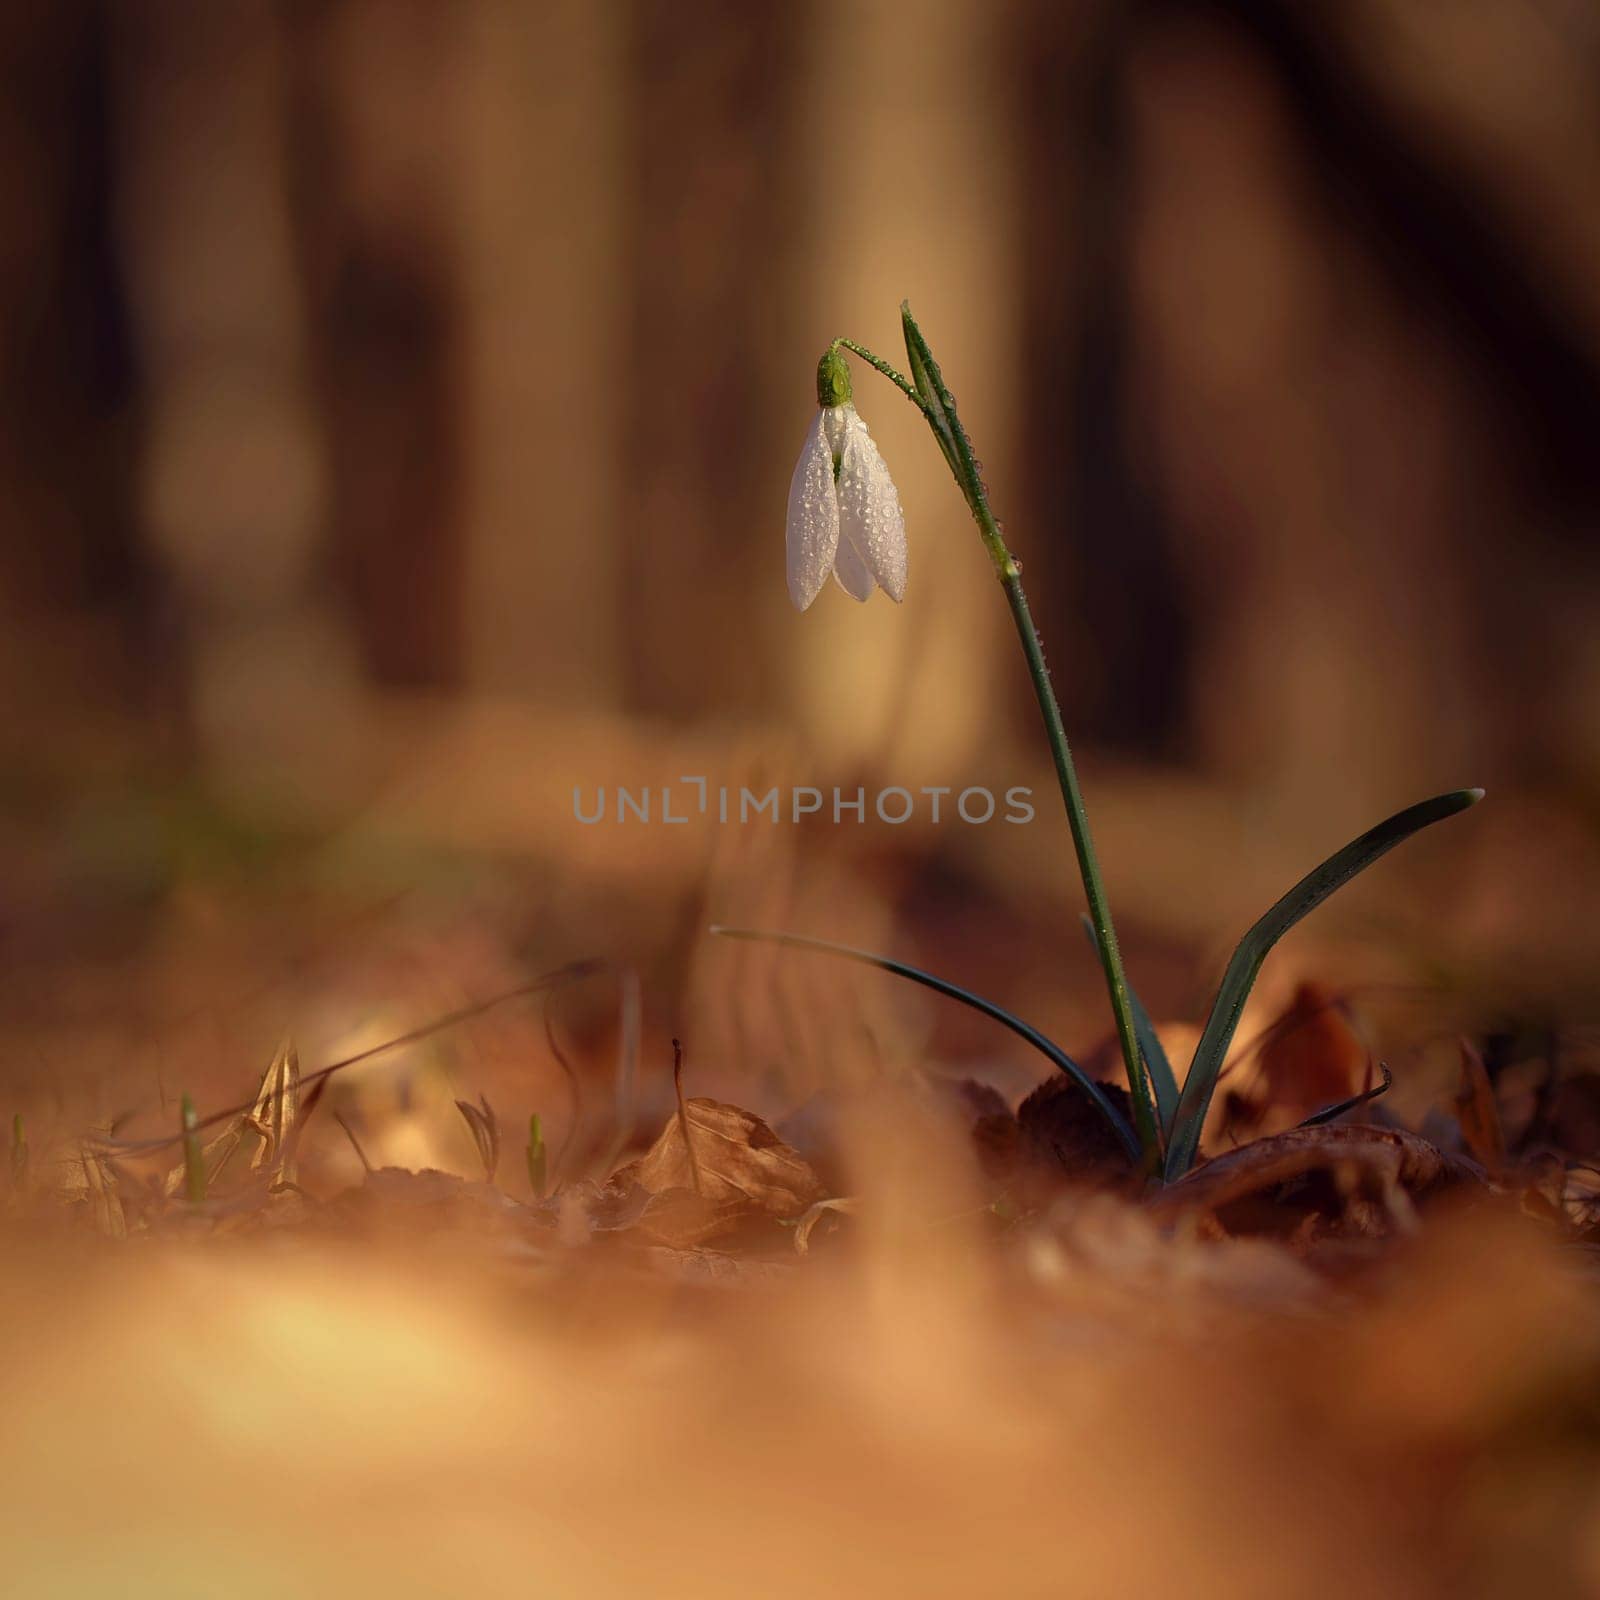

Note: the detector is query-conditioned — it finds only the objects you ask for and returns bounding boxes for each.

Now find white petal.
[831,527,874,600]
[785,410,840,610]
[821,403,852,456]
[835,407,907,602]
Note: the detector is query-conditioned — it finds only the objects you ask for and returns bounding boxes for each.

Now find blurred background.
[1,0,1598,1151]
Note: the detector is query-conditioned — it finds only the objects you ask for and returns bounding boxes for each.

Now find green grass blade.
[1162,788,1483,1180]
[1077,915,1179,1134]
[709,925,1141,1163]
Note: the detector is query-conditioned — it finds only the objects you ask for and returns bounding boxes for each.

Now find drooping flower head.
[785,348,907,611]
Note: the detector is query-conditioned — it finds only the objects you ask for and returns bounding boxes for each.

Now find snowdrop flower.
[785,348,907,610]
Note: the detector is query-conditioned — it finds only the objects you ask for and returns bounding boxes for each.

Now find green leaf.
[899,303,963,478]
[1162,788,1483,1180]
[1077,916,1180,1134]
[709,925,1140,1164]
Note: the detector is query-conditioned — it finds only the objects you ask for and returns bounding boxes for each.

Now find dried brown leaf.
[1149,1125,1485,1251]
[630,1188,753,1249]
[1017,1077,1136,1183]
[162,1040,302,1197]
[80,1148,126,1239]
[455,1094,500,1183]
[249,1040,301,1177]
[629,1098,824,1218]
[793,1197,859,1255]
[1454,1039,1506,1176]
[1256,981,1369,1112]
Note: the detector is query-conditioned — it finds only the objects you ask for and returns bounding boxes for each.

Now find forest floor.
[4,774,1600,1598]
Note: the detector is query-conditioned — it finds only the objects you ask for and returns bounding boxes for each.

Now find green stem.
[831,339,929,415]
[994,571,1158,1164]
[835,315,1160,1166]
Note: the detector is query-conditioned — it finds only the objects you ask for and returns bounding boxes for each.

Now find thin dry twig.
[96,959,613,1158]
[333,1113,375,1175]
[672,1038,704,1197]
[597,968,643,1176]
[1298,1063,1394,1127]
[543,997,583,1189]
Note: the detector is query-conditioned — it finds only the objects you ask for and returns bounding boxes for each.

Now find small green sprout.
[180,1093,206,1206]
[526,1113,547,1199]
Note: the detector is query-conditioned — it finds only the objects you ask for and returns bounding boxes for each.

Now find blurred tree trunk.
[1017,1,1191,760]
[289,0,468,691]
[112,0,363,790]
[0,2,142,735]
[457,0,626,712]
[1011,0,1600,828]
[615,0,805,721]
